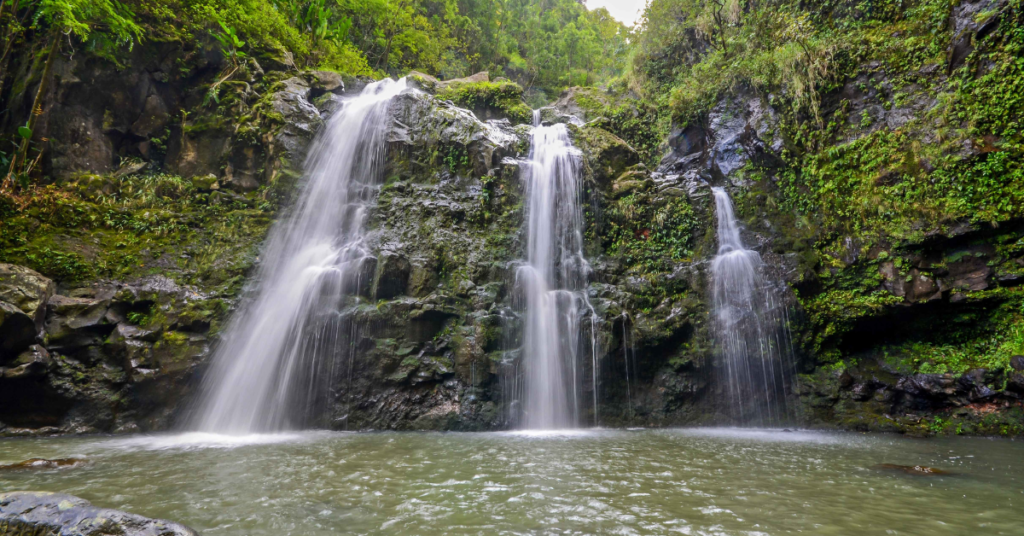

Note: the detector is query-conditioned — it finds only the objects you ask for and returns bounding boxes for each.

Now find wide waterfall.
[709,187,793,424]
[190,79,409,434]
[512,114,599,429]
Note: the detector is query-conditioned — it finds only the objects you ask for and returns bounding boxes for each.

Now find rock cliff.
[2,0,1023,436]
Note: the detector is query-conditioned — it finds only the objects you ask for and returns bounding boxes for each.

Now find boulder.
[944,251,992,292]
[549,86,611,123]
[536,106,582,126]
[662,124,707,169]
[44,294,112,351]
[0,491,199,535]
[574,125,639,188]
[408,71,489,92]
[256,45,297,72]
[872,464,950,476]
[896,373,959,398]
[906,270,941,302]
[406,71,443,91]
[958,368,996,401]
[0,264,55,331]
[1006,356,1024,394]
[166,128,231,184]
[304,70,345,96]
[386,91,523,178]
[611,169,653,198]
[190,173,219,191]
[2,345,51,380]
[0,458,83,470]
[129,92,171,138]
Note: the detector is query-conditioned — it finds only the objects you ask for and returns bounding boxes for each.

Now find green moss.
[884,289,1024,374]
[603,193,698,275]
[775,129,1023,241]
[599,192,700,311]
[559,87,668,166]
[0,172,275,296]
[802,289,905,360]
[436,81,532,125]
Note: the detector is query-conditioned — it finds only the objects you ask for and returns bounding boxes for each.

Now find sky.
[587,0,647,27]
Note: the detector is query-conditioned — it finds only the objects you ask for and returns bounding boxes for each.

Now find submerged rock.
[0,491,198,535]
[0,458,84,470]
[872,464,951,476]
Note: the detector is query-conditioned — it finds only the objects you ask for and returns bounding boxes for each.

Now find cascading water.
[512,115,598,430]
[709,187,793,425]
[511,113,599,429]
[191,79,409,434]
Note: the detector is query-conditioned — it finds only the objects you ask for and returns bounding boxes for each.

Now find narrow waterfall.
[191,79,409,434]
[513,115,598,429]
[709,187,793,425]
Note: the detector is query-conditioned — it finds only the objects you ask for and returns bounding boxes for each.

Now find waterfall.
[512,118,599,429]
[709,187,793,425]
[190,79,409,434]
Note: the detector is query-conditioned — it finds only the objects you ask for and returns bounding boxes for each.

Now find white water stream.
[710,187,793,424]
[191,79,409,433]
[514,114,599,429]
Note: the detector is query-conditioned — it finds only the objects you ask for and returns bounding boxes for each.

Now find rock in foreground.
[0,491,198,536]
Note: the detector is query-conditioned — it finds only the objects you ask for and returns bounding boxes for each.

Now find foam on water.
[670,427,861,445]
[501,428,607,439]
[100,431,332,451]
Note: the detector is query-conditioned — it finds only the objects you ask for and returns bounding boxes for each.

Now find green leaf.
[17,126,32,139]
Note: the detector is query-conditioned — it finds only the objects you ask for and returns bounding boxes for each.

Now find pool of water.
[1,428,1021,535]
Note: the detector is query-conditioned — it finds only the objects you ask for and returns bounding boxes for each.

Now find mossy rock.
[572,125,639,188]
[434,77,532,125]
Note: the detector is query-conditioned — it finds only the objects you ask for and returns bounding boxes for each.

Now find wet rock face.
[2,28,1016,434]
[386,91,524,177]
[797,355,1024,435]
[0,266,216,435]
[658,88,782,183]
[0,492,199,536]
[2,37,326,194]
[573,125,640,188]
[260,77,324,185]
[318,91,526,430]
[948,0,1003,72]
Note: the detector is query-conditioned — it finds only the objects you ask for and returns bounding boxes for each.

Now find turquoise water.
[1,428,1022,535]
